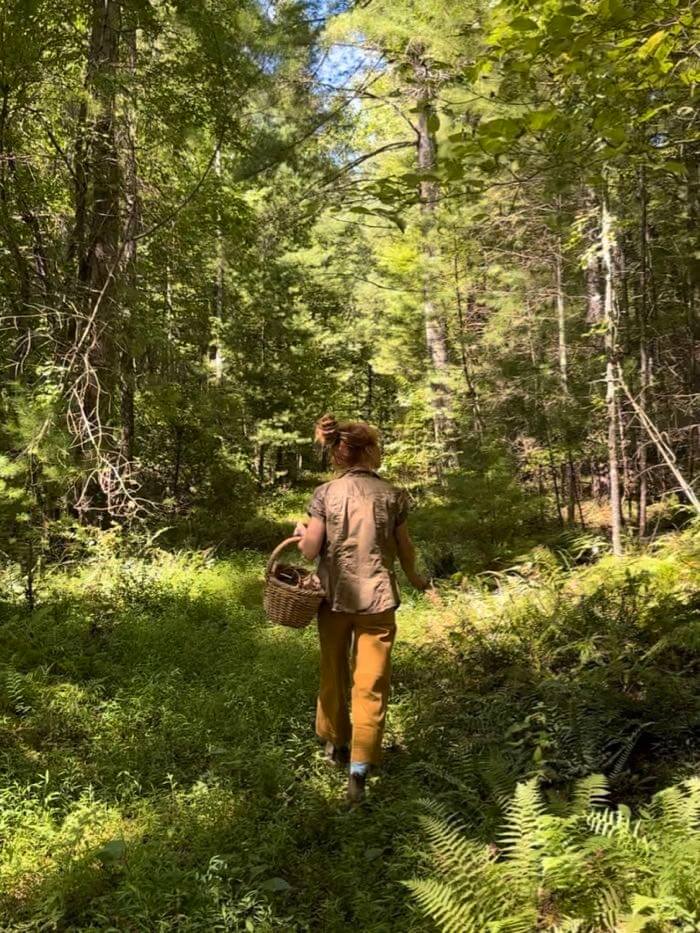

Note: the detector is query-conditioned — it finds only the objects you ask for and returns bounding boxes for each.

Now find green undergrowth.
[0,523,698,930]
[0,549,434,931]
[407,523,700,932]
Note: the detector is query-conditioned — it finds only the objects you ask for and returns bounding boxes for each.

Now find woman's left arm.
[295,516,325,560]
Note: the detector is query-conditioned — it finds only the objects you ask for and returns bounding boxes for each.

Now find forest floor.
[0,549,443,932]
[1,506,699,931]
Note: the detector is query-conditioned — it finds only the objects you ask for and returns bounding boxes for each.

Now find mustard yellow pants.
[315,604,397,766]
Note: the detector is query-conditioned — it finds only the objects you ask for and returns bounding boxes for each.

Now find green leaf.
[479,117,522,139]
[444,160,465,181]
[427,113,440,134]
[660,161,686,177]
[637,104,668,123]
[509,15,538,31]
[261,877,291,892]
[480,137,508,155]
[364,847,384,860]
[547,14,573,36]
[638,30,667,58]
[603,125,626,146]
[97,839,126,863]
[527,107,558,131]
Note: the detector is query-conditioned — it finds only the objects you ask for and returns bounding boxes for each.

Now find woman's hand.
[408,572,430,592]
[293,521,307,538]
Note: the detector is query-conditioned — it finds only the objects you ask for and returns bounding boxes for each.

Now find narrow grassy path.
[0,551,441,931]
[7,528,697,930]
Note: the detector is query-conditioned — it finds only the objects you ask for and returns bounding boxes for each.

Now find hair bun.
[316,414,340,446]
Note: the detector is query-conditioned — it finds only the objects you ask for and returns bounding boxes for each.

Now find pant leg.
[350,610,396,766]
[315,605,354,748]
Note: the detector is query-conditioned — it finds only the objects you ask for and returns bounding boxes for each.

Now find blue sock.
[350,762,370,778]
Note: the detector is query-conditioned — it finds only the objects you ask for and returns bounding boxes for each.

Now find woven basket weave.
[263,536,325,629]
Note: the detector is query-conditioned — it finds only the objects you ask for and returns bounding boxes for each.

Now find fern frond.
[417,799,504,911]
[499,778,545,884]
[405,878,481,933]
[1,666,33,715]
[652,778,700,835]
[487,908,539,933]
[604,725,650,778]
[594,881,624,932]
[571,774,609,815]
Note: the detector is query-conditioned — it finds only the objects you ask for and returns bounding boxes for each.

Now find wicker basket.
[263,536,325,629]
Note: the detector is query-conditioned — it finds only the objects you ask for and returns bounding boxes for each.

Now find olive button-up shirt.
[307,467,409,615]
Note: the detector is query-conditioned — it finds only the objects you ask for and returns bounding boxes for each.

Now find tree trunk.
[365,362,374,421]
[555,244,576,523]
[637,167,651,537]
[119,15,138,465]
[525,305,562,525]
[208,148,225,383]
[79,0,122,461]
[600,189,623,555]
[555,247,568,393]
[453,256,484,438]
[172,425,183,501]
[683,143,699,395]
[411,45,456,464]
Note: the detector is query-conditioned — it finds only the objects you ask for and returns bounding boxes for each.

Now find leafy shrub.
[405,523,700,824]
[411,444,546,577]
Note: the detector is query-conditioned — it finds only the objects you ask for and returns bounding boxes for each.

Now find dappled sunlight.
[2,523,699,927]
[0,553,442,929]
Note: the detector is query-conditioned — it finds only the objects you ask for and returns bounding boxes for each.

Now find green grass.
[0,549,437,931]
[1,522,699,931]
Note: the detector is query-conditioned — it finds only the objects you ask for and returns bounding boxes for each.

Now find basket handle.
[265,536,305,580]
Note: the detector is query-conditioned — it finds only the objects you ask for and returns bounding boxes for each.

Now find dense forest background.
[1,0,699,930]
[2,0,698,562]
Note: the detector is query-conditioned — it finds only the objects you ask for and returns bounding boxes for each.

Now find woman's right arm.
[395,522,428,591]
[297,516,325,560]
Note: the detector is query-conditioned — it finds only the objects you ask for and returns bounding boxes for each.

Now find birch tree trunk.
[208,148,225,384]
[600,189,624,555]
[637,167,651,537]
[555,244,575,523]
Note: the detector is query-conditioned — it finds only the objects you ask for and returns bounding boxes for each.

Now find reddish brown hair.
[315,414,381,471]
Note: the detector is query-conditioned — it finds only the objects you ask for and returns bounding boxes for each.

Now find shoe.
[346,771,367,805]
[324,741,350,766]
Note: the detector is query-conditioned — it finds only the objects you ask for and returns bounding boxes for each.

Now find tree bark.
[637,167,651,537]
[453,256,484,438]
[555,244,576,523]
[365,362,374,421]
[410,45,456,464]
[119,15,138,464]
[555,247,568,393]
[80,0,122,454]
[208,148,225,383]
[600,188,623,555]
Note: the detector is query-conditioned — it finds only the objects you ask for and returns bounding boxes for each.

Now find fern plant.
[407,776,700,932]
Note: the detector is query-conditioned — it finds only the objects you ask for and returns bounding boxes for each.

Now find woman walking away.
[294,414,428,804]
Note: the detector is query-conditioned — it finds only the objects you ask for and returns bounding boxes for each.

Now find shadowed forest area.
[1,0,699,930]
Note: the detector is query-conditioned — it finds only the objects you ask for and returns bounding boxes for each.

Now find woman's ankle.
[349,761,370,777]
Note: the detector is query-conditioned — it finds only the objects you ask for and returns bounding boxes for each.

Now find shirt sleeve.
[395,489,410,526]
[307,484,327,520]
